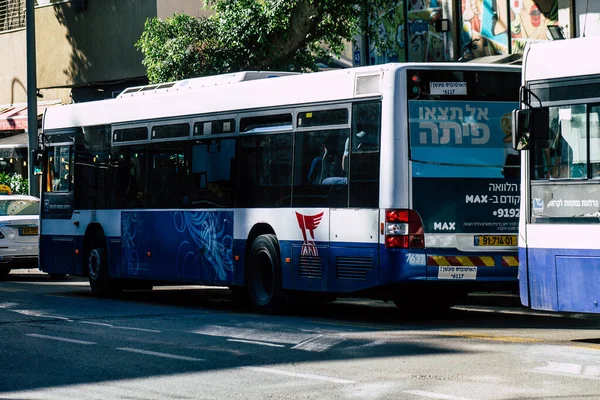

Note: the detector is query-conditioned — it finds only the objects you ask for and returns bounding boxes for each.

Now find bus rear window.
[407,69,521,102]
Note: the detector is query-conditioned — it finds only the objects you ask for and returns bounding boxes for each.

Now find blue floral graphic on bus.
[122,211,146,276]
[121,211,234,282]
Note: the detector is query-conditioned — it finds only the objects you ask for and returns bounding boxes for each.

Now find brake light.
[384,209,424,249]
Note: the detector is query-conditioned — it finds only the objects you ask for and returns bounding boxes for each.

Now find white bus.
[39,63,520,314]
[513,36,600,313]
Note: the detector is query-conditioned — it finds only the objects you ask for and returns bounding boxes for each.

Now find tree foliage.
[136,0,397,84]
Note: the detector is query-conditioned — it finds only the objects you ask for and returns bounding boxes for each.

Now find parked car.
[0,195,40,279]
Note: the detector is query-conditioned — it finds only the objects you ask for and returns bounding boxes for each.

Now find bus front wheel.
[247,234,285,314]
[87,235,121,297]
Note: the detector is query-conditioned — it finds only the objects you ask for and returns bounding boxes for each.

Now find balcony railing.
[0,0,26,33]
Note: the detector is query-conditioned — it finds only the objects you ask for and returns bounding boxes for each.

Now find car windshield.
[0,199,40,216]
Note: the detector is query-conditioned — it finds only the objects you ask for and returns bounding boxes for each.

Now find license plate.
[474,235,516,246]
[19,227,38,236]
[438,266,477,280]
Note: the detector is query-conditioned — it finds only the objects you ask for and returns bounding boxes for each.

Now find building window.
[0,0,26,32]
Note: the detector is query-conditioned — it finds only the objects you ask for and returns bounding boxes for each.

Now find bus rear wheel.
[247,234,285,314]
[87,234,121,297]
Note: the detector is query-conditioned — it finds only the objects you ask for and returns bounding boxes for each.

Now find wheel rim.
[89,249,101,281]
[252,249,274,305]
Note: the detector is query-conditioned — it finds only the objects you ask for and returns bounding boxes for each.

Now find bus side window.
[349,101,381,208]
[292,129,349,207]
[591,110,600,178]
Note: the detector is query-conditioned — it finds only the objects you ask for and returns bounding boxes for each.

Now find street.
[1,270,600,400]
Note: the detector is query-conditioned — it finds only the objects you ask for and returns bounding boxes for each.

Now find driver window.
[46,145,74,192]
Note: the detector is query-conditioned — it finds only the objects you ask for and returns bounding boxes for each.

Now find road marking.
[570,343,600,351]
[453,305,591,320]
[79,321,161,333]
[245,366,356,384]
[26,333,96,345]
[533,362,600,380]
[292,334,324,349]
[310,320,388,330]
[404,389,476,400]
[117,347,205,361]
[443,332,539,343]
[13,309,73,322]
[0,287,27,292]
[292,335,343,352]
[227,338,285,348]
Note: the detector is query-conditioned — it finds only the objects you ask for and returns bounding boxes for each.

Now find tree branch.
[250,1,321,70]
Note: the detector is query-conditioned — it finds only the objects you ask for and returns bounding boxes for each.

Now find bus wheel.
[247,234,285,314]
[87,235,121,297]
[0,268,10,280]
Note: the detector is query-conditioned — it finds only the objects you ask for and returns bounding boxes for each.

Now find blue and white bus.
[39,64,520,314]
[513,36,600,313]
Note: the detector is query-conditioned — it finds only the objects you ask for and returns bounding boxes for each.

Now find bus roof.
[43,62,520,131]
[117,71,301,99]
[523,36,600,83]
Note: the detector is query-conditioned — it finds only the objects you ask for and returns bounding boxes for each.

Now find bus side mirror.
[32,149,44,176]
[512,109,531,150]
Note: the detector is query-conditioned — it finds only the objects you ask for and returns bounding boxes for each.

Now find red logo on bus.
[295,211,324,256]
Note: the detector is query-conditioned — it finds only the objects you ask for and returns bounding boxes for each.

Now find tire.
[246,234,285,314]
[87,234,121,297]
[0,268,10,280]
[48,273,67,280]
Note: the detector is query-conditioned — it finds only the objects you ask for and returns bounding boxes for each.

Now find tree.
[136,0,397,84]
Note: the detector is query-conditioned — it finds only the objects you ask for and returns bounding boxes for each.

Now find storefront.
[0,101,61,193]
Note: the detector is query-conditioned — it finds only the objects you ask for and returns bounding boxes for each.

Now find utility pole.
[26,0,39,197]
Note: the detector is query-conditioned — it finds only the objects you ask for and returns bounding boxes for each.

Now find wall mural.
[460,0,559,59]
[370,0,449,64]
[407,0,446,62]
[370,1,408,64]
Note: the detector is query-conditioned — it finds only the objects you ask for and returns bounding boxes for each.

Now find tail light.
[384,209,424,249]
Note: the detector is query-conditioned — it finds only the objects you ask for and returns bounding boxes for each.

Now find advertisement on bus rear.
[409,100,519,234]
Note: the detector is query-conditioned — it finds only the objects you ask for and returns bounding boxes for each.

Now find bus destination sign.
[429,82,467,96]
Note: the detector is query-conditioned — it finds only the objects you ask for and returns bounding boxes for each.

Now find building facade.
[367,0,588,65]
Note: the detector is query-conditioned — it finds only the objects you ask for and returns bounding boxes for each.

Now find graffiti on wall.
[460,0,558,59]
[369,1,407,64]
[407,0,446,62]
[369,0,449,64]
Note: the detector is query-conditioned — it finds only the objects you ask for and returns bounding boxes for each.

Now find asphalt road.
[1,270,600,400]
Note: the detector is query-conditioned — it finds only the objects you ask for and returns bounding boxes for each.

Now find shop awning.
[0,101,61,131]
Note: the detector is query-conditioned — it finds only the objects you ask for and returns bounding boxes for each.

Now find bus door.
[329,103,381,293]
[329,208,379,292]
[40,132,76,275]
